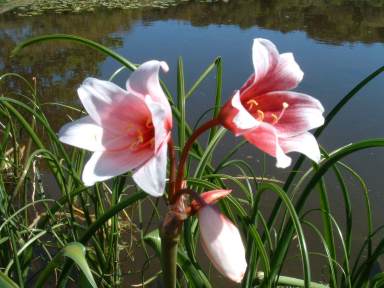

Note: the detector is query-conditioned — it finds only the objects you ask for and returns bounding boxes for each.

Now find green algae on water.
[0,0,205,16]
[0,0,224,16]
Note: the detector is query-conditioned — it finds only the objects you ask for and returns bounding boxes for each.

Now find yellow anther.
[247,99,259,110]
[129,130,144,151]
[257,110,264,121]
[271,113,279,124]
[282,102,289,109]
[137,130,144,143]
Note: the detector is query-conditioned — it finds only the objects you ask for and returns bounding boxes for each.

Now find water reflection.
[1,1,384,103]
[149,0,384,44]
[1,0,384,124]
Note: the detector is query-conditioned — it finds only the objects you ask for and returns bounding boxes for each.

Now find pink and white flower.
[58,60,172,196]
[198,203,247,283]
[219,38,324,168]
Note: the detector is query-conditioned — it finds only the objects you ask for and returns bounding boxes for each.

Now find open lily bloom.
[219,38,324,168]
[59,60,172,196]
[198,203,247,283]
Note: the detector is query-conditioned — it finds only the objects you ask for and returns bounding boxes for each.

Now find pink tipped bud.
[190,189,232,213]
[198,205,247,283]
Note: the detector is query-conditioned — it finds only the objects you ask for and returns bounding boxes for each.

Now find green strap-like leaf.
[61,243,97,288]
[35,242,97,288]
[0,271,19,288]
[11,34,135,71]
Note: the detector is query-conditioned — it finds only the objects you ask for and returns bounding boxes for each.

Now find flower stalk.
[162,117,220,286]
[160,209,184,288]
[168,138,177,197]
[173,117,220,201]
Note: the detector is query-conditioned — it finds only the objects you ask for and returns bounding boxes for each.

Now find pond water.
[1,0,384,286]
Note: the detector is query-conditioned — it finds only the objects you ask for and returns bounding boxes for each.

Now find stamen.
[129,130,144,151]
[272,102,290,125]
[129,140,139,150]
[139,137,155,150]
[271,113,279,124]
[137,130,144,143]
[257,110,264,121]
[145,117,153,128]
[247,99,259,110]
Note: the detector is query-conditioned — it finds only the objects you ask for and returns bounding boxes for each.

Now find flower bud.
[198,205,247,283]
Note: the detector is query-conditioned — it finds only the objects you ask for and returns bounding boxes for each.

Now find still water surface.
[1,1,384,286]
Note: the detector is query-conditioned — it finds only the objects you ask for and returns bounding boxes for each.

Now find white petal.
[252,38,279,83]
[275,144,292,168]
[82,149,152,187]
[126,60,169,106]
[231,91,260,134]
[275,53,304,90]
[58,116,105,152]
[280,132,321,164]
[198,205,247,283]
[132,143,168,197]
[59,116,136,152]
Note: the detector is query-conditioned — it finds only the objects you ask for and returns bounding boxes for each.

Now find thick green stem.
[160,232,179,288]
[160,209,184,288]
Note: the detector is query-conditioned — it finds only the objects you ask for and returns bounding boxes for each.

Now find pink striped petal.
[59,116,142,152]
[198,205,247,283]
[77,77,128,123]
[280,132,321,164]
[82,148,152,187]
[245,53,304,97]
[239,39,278,99]
[77,78,150,134]
[244,124,292,168]
[132,143,168,197]
[260,91,324,137]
